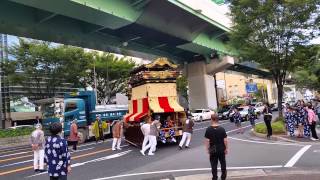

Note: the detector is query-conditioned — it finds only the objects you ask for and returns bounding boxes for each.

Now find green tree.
[5,39,92,99]
[293,45,320,91]
[92,53,135,104]
[229,0,319,116]
[176,75,188,103]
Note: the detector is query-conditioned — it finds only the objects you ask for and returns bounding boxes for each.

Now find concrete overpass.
[0,0,235,110]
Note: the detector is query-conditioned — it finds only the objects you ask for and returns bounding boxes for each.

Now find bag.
[208,144,217,154]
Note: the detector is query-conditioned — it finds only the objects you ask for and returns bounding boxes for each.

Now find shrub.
[0,127,35,138]
[255,120,285,134]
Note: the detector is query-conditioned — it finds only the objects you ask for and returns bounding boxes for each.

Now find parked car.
[252,102,265,114]
[229,106,257,122]
[191,109,215,122]
[218,105,232,120]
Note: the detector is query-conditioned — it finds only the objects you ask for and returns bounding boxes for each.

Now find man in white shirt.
[140,116,151,156]
[30,124,45,172]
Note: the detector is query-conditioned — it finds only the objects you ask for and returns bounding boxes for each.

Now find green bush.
[0,127,35,138]
[255,120,285,134]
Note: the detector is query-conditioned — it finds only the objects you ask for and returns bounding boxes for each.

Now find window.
[65,102,77,112]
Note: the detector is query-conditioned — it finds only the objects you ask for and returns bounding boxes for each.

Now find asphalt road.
[0,115,319,180]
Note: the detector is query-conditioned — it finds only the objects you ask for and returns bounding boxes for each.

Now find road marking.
[0,165,33,176]
[284,145,312,167]
[26,150,132,178]
[194,122,230,131]
[0,147,31,155]
[0,151,30,158]
[229,137,305,146]
[0,159,33,168]
[0,147,95,169]
[91,165,283,180]
[0,154,33,163]
[0,145,129,176]
[70,147,94,154]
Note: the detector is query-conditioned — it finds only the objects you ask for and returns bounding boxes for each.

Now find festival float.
[124,57,186,146]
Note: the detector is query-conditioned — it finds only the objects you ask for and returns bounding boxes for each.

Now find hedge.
[255,120,285,134]
[0,127,35,138]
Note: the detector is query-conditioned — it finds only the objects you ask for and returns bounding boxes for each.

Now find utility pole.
[93,58,98,105]
[0,34,3,129]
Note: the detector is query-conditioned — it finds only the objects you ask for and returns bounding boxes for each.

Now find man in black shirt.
[204,114,228,180]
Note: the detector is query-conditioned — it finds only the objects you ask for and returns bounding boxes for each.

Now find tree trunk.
[277,83,284,118]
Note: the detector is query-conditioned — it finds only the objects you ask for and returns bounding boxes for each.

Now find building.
[215,66,277,105]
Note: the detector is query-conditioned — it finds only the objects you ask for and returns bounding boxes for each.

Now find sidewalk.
[175,168,320,180]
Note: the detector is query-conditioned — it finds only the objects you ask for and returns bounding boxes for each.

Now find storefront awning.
[149,96,184,113]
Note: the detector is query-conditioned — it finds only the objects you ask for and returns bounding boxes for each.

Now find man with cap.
[68,118,79,151]
[30,123,45,172]
[179,113,194,149]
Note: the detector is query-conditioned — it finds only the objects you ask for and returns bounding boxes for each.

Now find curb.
[175,168,320,180]
[251,130,319,144]
[251,131,284,141]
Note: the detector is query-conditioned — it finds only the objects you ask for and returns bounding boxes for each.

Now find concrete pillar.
[187,61,217,110]
[186,56,234,110]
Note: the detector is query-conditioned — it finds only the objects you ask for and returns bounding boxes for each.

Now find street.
[0,115,319,180]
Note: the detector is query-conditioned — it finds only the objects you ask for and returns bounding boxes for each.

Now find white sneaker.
[112,148,116,151]
[148,152,155,156]
[140,150,145,156]
[311,137,317,141]
[117,148,122,150]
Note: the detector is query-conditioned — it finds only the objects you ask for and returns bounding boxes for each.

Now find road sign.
[246,83,258,93]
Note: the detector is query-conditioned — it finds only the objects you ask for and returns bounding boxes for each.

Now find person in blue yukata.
[45,122,71,180]
[233,108,243,134]
[285,106,296,137]
[248,104,256,130]
[295,100,306,138]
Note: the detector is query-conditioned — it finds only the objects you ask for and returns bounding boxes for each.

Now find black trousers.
[264,116,272,137]
[69,141,78,150]
[50,176,67,180]
[210,153,227,180]
[310,122,319,139]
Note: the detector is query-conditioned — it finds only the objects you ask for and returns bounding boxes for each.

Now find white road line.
[0,151,30,158]
[25,147,131,178]
[91,165,283,180]
[70,147,94,154]
[0,147,96,169]
[0,159,33,168]
[229,137,305,146]
[194,122,230,131]
[284,145,312,167]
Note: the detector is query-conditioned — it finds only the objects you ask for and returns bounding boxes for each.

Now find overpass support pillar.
[186,56,234,110]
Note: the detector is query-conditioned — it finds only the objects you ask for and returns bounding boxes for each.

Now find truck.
[123,57,186,146]
[38,91,128,143]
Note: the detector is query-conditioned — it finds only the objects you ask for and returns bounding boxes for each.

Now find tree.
[229,0,320,116]
[176,75,188,103]
[5,39,92,99]
[92,53,135,104]
[293,45,320,90]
